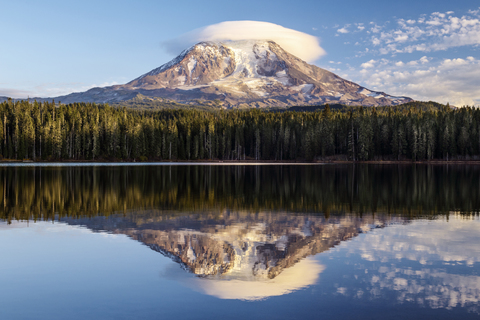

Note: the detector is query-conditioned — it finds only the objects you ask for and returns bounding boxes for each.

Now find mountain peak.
[52,40,413,107]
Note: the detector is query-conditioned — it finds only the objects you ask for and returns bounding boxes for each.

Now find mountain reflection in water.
[1,164,480,311]
[63,211,405,299]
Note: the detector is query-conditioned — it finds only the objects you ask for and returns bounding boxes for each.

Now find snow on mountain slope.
[52,40,413,107]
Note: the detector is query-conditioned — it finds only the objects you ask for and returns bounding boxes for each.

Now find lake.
[1,163,479,319]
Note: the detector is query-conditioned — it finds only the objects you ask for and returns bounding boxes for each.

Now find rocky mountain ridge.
[25,40,413,108]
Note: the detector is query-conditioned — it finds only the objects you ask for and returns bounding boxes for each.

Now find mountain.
[63,211,405,280]
[45,40,413,107]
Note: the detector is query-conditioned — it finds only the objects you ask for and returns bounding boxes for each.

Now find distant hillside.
[108,96,445,113]
[287,101,447,113]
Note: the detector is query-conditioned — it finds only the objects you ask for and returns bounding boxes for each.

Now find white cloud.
[361,59,376,68]
[371,24,382,33]
[352,56,480,106]
[468,8,480,15]
[337,27,349,34]
[419,56,429,64]
[369,10,480,54]
[161,21,326,63]
[394,34,408,42]
[441,58,469,67]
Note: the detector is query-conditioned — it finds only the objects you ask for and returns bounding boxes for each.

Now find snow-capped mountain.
[51,40,413,107]
[63,211,405,281]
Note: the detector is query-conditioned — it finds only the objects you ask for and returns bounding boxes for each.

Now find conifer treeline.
[1,99,479,161]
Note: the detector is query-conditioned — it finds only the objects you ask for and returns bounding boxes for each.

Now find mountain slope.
[50,40,413,107]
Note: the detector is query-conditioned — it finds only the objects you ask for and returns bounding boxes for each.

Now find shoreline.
[1,159,480,165]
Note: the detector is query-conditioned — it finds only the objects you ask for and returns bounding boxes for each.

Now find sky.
[1,0,479,106]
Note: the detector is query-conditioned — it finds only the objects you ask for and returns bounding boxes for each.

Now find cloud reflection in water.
[176,257,324,301]
[331,214,480,312]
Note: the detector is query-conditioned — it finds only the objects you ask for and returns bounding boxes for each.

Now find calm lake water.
[1,164,480,319]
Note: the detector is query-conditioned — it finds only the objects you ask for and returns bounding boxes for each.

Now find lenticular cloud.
[162,21,326,62]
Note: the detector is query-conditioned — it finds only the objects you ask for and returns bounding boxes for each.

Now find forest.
[0,99,479,161]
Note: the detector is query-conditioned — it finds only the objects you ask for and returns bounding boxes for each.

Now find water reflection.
[41,210,480,307]
[1,164,480,316]
[330,214,480,312]
[186,257,324,300]
[63,211,403,300]
[1,164,480,223]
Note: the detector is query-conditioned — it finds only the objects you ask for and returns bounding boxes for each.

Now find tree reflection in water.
[1,164,479,222]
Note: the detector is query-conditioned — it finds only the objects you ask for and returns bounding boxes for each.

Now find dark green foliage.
[1,99,479,161]
[286,101,445,113]
[287,103,347,112]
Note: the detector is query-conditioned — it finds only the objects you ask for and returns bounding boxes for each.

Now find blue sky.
[1,0,479,105]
